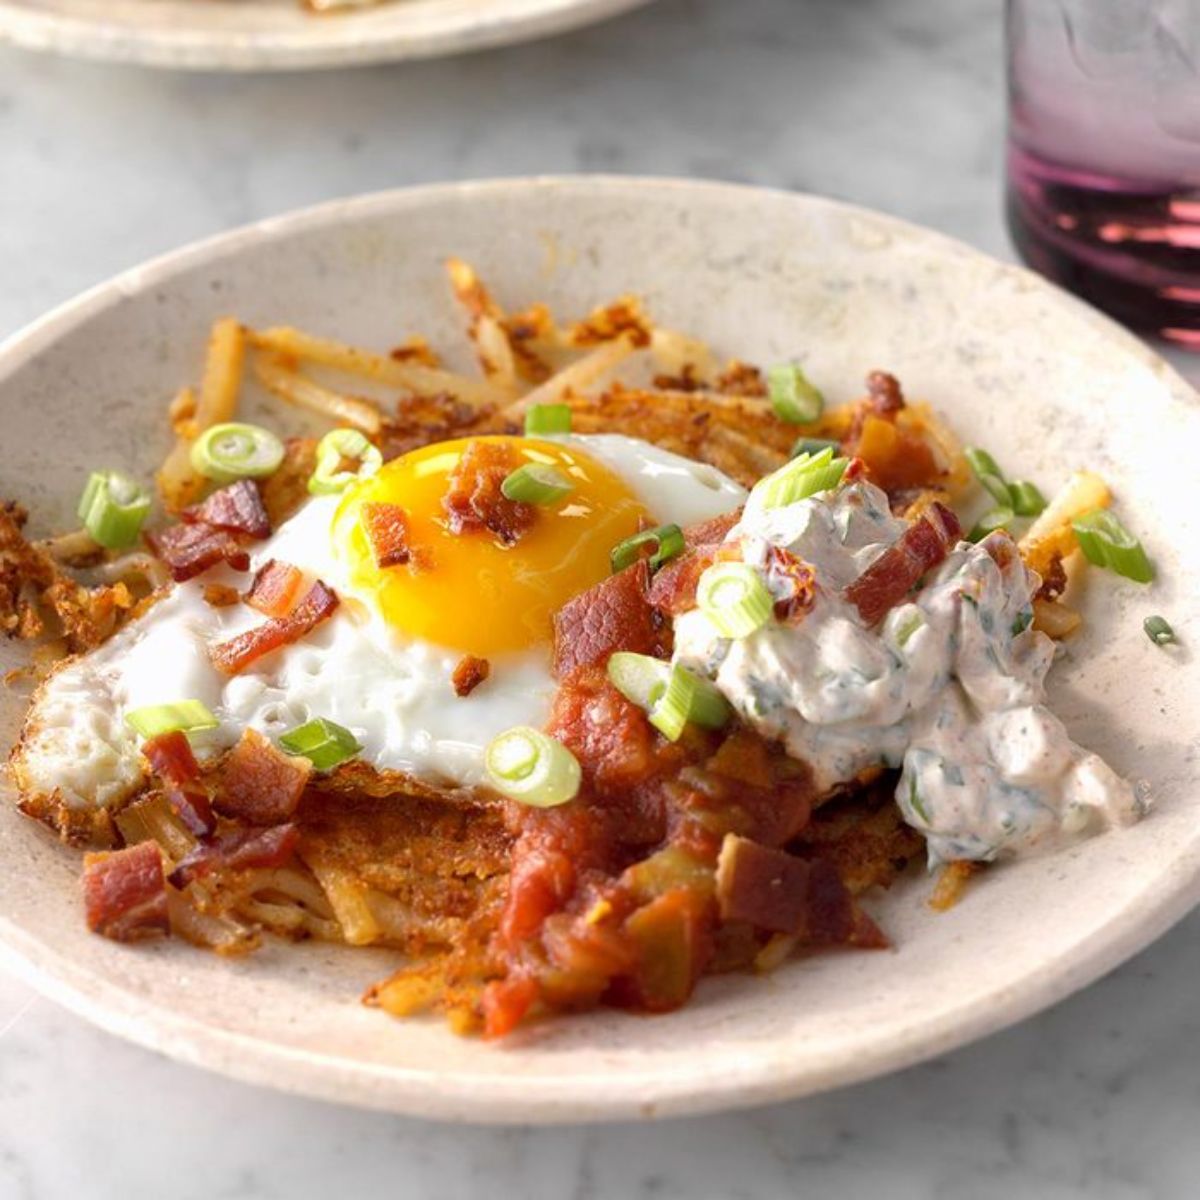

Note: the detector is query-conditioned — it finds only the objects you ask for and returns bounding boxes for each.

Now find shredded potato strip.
[501,337,639,419]
[1020,470,1111,577]
[649,327,719,380]
[253,351,384,435]
[249,326,503,409]
[446,257,519,387]
[158,319,246,513]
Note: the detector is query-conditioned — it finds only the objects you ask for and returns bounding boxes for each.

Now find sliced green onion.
[77,470,151,549]
[968,504,1014,542]
[790,436,841,460]
[610,524,685,573]
[279,717,362,770]
[768,362,824,424]
[190,422,284,484]
[1072,509,1154,583]
[1009,480,1047,517]
[500,463,574,505]
[647,663,732,741]
[753,447,849,510]
[1144,615,1176,646]
[907,775,930,825]
[524,403,572,436]
[696,562,773,639]
[608,654,730,739]
[965,447,1012,506]
[1011,608,1033,636]
[124,700,218,740]
[607,651,671,710]
[308,428,383,496]
[484,726,580,808]
[887,605,925,649]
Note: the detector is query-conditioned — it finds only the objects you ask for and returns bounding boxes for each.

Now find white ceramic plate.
[0,0,651,71]
[1,177,1198,1124]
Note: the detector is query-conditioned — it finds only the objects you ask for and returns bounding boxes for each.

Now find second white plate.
[0,0,652,71]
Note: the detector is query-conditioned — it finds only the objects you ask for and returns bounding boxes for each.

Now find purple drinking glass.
[1006,0,1200,348]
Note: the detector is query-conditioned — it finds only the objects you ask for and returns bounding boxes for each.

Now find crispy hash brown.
[1,261,1097,1038]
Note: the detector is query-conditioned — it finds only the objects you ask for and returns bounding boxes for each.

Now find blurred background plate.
[1,177,1198,1123]
[0,0,652,71]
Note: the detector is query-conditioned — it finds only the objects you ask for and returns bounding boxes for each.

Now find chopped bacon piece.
[362,502,412,568]
[1035,553,1067,601]
[452,654,490,697]
[865,369,905,417]
[715,835,886,947]
[547,666,664,795]
[83,842,169,942]
[166,784,217,839]
[764,545,816,624]
[647,545,723,617]
[646,515,742,618]
[244,559,304,618]
[203,583,241,608]
[210,579,338,675]
[141,731,215,836]
[212,728,312,825]
[182,480,271,540]
[142,730,200,787]
[167,823,299,889]
[552,561,663,677]
[442,439,535,546]
[683,508,741,549]
[147,522,250,583]
[843,502,962,626]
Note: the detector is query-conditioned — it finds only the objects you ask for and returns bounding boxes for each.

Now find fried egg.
[14,434,746,814]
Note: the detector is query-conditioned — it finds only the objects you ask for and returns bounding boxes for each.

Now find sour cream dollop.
[671,478,1144,866]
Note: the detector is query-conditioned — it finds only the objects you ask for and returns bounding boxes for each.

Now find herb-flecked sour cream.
[672,478,1144,866]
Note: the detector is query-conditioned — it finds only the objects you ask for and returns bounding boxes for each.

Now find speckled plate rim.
[0,176,1198,1123]
[0,0,652,71]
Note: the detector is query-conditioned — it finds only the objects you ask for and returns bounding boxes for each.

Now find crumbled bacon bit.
[865,369,905,417]
[166,784,217,838]
[764,545,817,624]
[212,729,312,825]
[182,480,271,540]
[168,823,300,889]
[203,583,241,608]
[547,665,665,795]
[844,502,962,626]
[715,835,886,947]
[244,559,304,618]
[552,561,665,678]
[210,579,338,675]
[452,654,490,697]
[147,522,250,583]
[83,842,169,942]
[142,732,215,836]
[1035,552,1067,601]
[645,512,743,618]
[442,440,534,546]
[362,502,412,568]
[142,731,200,788]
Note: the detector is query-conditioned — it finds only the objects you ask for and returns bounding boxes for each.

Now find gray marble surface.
[1,0,1198,1196]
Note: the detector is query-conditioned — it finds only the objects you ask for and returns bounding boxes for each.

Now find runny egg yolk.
[333,436,649,656]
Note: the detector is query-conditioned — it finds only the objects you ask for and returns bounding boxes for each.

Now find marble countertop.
[1,0,1198,1195]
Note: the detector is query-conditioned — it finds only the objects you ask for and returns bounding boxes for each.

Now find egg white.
[14,435,747,814]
